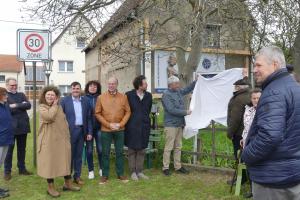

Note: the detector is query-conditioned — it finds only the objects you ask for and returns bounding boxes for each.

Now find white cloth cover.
[183,68,243,139]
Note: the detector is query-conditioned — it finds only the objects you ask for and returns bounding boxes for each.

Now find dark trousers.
[128,148,145,174]
[86,129,102,172]
[4,134,28,173]
[232,135,243,160]
[47,175,72,183]
[101,131,124,177]
[71,127,85,180]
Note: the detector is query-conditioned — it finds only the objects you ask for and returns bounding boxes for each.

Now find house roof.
[52,14,98,46]
[84,0,142,52]
[0,55,23,73]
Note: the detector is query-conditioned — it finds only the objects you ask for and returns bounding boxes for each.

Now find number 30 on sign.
[17,29,51,61]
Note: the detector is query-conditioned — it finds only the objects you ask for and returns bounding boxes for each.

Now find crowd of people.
[1,45,300,200]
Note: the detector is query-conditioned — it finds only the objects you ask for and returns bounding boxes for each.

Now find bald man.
[95,77,131,184]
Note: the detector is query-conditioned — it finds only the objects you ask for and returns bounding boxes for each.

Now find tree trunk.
[293,26,300,76]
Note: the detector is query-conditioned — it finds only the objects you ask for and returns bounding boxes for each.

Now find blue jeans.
[71,127,85,179]
[86,130,102,172]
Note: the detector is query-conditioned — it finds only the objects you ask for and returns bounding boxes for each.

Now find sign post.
[17,29,51,167]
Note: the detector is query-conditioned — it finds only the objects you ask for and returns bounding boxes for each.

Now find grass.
[0,113,248,200]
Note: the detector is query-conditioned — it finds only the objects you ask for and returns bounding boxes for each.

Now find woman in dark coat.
[0,87,13,198]
[125,75,152,181]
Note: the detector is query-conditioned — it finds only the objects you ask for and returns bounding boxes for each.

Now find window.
[0,75,5,82]
[25,66,45,81]
[59,85,71,96]
[58,61,73,72]
[76,37,86,48]
[203,24,221,48]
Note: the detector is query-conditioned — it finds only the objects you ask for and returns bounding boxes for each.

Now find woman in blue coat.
[0,87,13,198]
[84,80,102,179]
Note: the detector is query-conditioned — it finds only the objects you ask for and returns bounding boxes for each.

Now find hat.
[233,78,250,86]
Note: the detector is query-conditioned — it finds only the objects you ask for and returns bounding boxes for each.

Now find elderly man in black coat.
[4,77,32,181]
[125,75,152,181]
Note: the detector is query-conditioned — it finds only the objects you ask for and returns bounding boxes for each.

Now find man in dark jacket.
[4,78,32,181]
[242,46,300,200]
[227,79,250,160]
[125,75,152,181]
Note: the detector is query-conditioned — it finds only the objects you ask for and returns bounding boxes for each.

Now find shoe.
[73,178,84,185]
[0,188,9,193]
[3,173,11,181]
[131,172,139,181]
[0,191,9,198]
[118,176,129,183]
[243,192,253,199]
[99,169,102,177]
[137,172,149,180]
[19,170,33,176]
[175,167,189,174]
[47,183,60,198]
[63,179,80,192]
[88,171,95,179]
[163,169,171,176]
[99,177,108,185]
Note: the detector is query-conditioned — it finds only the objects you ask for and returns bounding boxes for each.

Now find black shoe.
[175,167,189,174]
[0,188,9,193]
[0,191,9,198]
[243,192,253,199]
[19,170,33,176]
[163,169,171,176]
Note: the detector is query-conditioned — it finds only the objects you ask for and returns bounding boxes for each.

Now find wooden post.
[197,136,201,164]
[211,120,216,167]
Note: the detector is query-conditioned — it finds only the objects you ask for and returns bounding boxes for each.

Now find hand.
[187,110,192,115]
[9,104,17,108]
[86,134,93,141]
[240,139,244,148]
[115,123,120,129]
[53,97,59,105]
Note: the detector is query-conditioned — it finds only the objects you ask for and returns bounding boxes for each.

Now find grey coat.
[162,81,196,127]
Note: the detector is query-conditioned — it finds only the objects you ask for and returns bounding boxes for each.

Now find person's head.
[168,54,177,66]
[5,77,17,93]
[85,80,101,95]
[168,75,180,90]
[233,79,250,92]
[70,82,81,98]
[286,64,294,73]
[39,86,61,106]
[250,88,262,108]
[254,46,286,84]
[107,77,118,93]
[133,75,147,91]
[0,87,8,103]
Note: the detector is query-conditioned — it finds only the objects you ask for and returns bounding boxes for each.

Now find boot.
[47,183,60,198]
[63,178,80,192]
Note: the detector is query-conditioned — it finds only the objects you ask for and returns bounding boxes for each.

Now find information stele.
[17,29,51,61]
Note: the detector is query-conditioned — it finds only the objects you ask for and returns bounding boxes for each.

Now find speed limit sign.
[17,29,51,61]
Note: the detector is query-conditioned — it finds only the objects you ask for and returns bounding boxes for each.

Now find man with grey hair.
[161,75,196,176]
[242,46,300,200]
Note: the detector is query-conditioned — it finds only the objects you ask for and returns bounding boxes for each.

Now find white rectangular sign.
[17,29,51,61]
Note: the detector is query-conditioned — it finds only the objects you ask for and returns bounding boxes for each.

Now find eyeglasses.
[9,85,17,87]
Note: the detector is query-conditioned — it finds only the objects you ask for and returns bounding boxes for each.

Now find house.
[84,0,253,93]
[0,54,25,92]
[51,15,97,96]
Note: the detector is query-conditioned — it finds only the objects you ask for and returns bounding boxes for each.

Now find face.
[251,92,261,107]
[169,82,180,90]
[107,78,118,92]
[0,93,8,102]
[139,79,148,91]
[45,91,57,105]
[169,56,177,66]
[6,80,17,93]
[254,55,279,84]
[88,83,98,94]
[71,84,81,98]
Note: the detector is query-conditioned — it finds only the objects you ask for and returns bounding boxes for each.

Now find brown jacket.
[95,91,131,132]
[37,104,71,179]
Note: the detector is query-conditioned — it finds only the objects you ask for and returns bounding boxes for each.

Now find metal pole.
[211,120,216,167]
[46,74,50,86]
[32,61,37,167]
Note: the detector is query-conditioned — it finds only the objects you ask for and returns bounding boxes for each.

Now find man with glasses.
[4,78,32,181]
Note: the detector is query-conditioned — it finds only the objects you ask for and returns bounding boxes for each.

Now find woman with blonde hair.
[37,86,80,197]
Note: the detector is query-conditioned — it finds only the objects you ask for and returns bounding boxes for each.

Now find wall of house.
[0,71,25,92]
[85,47,100,82]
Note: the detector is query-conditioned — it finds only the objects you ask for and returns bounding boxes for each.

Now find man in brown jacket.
[95,77,131,185]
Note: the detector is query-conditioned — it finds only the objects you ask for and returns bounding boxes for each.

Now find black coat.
[7,92,31,135]
[125,90,152,150]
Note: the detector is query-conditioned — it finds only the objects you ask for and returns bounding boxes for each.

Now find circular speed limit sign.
[25,33,45,52]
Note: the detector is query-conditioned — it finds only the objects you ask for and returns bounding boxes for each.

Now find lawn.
[0,113,248,200]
